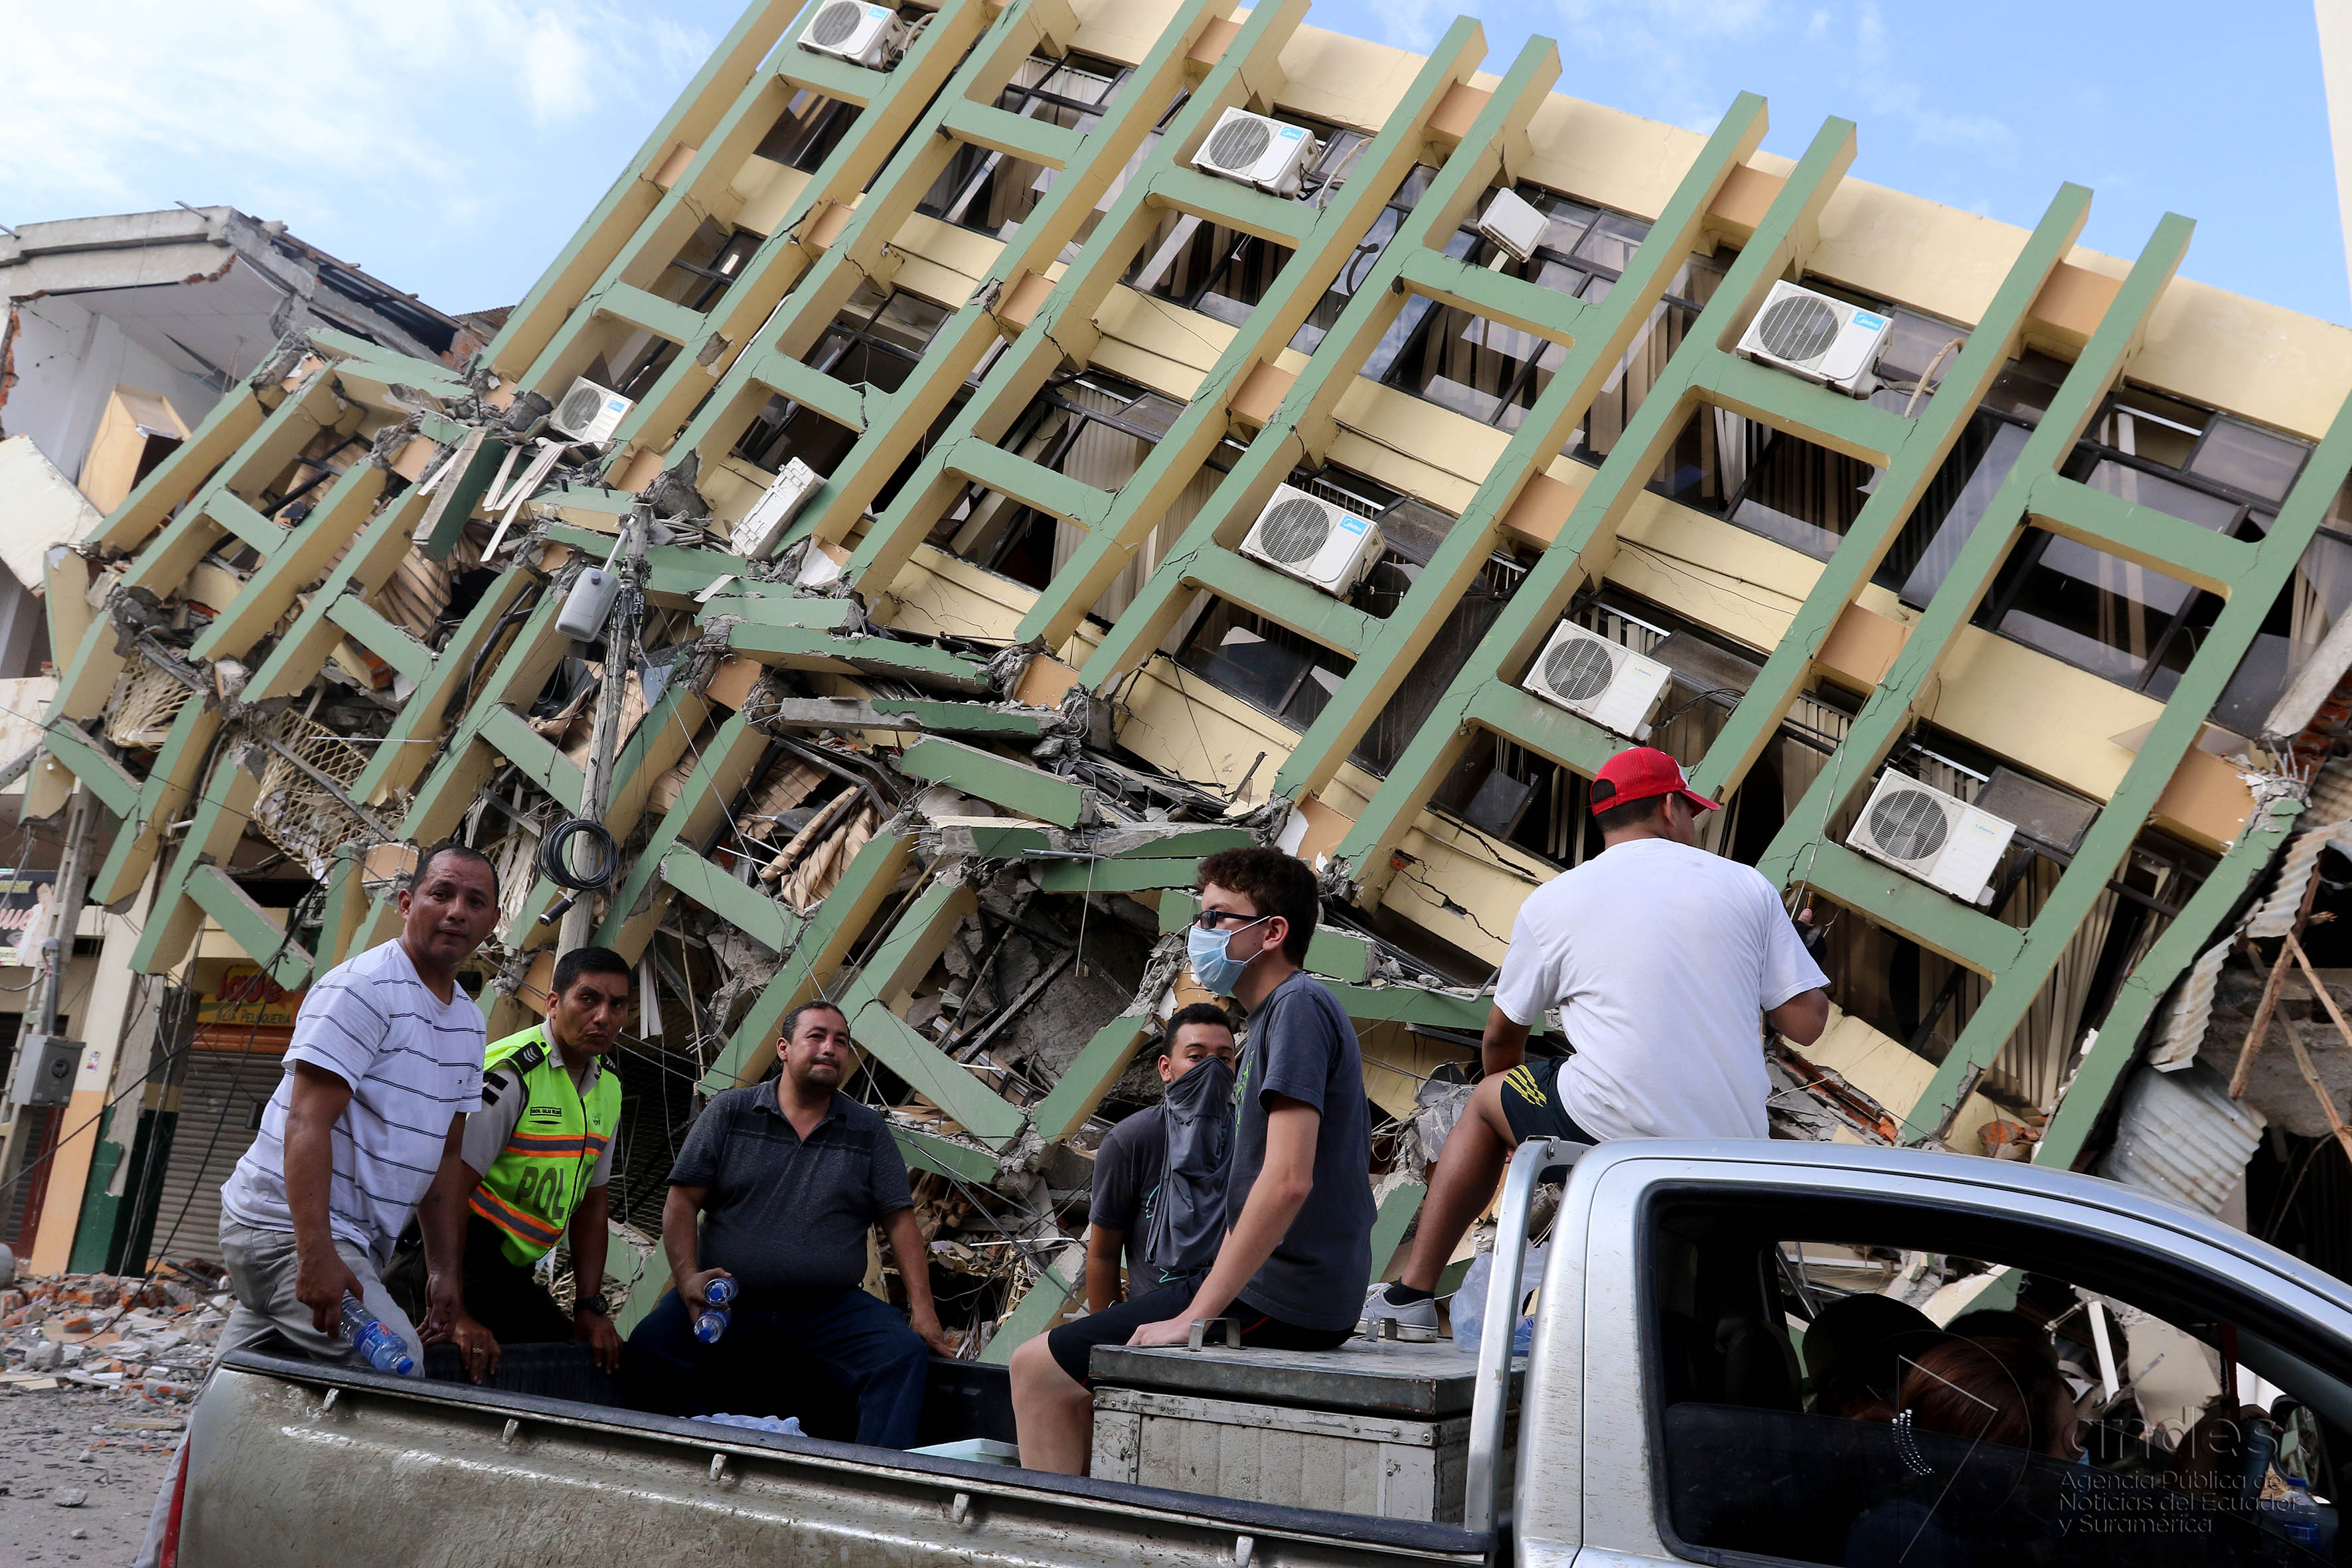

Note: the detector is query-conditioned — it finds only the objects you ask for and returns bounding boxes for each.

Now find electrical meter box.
[8,1034,82,1109]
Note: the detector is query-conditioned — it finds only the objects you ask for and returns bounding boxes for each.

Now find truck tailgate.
[183,1353,1495,1568]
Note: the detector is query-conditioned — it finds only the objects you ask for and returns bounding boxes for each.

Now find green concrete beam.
[1329,105,1851,891]
[325,596,435,682]
[187,866,313,989]
[1687,183,2092,803]
[1029,1014,1151,1144]
[901,736,1085,826]
[39,721,139,818]
[595,713,767,961]
[726,622,995,692]
[833,0,1312,595]
[896,1125,1000,1185]
[1040,17,1519,665]
[2036,797,2304,1169]
[847,1000,1028,1145]
[1032,857,1196,893]
[979,1256,1079,1364]
[698,828,915,1093]
[421,437,514,560]
[477,704,587,814]
[1368,1180,1427,1277]
[1184,546,1381,657]
[596,281,706,347]
[2027,470,2256,596]
[949,436,1116,530]
[658,847,798,953]
[940,96,1083,170]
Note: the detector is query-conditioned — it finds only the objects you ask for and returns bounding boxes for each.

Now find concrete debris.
[2,1266,228,1405]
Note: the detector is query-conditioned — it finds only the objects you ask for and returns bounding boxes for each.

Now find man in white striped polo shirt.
[138,841,501,1566]
[214,840,502,1361]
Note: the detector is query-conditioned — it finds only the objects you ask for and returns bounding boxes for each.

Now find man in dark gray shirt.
[619,1000,956,1447]
[1012,848,1374,1473]
[1085,1002,1237,1310]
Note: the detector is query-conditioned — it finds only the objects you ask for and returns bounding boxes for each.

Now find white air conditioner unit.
[550,377,633,443]
[1238,485,1383,597]
[798,1,907,68]
[1736,279,1893,398]
[1846,771,2017,904]
[1191,108,1320,197]
[1522,621,1674,740]
[732,458,821,560]
[1476,189,1549,265]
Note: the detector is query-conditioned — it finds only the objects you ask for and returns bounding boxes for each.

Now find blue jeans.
[620,1285,929,1449]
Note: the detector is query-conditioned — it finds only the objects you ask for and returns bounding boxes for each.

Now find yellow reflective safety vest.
[469,1024,621,1267]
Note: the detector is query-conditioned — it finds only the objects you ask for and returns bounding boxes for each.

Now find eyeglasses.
[1190,909,1261,931]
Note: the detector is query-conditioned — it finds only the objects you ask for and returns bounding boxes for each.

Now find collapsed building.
[7,0,2352,1356]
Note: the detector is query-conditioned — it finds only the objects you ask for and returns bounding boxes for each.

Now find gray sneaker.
[1359,1281,1439,1334]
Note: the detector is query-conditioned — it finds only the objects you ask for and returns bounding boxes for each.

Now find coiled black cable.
[538,817,617,890]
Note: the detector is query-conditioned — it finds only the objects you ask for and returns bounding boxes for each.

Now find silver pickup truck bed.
[182,1352,1495,1568]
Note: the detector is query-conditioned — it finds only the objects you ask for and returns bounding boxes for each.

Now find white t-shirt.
[220,939,487,1266]
[1494,838,1827,1141]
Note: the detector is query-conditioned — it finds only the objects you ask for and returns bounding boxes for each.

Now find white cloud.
[0,0,709,298]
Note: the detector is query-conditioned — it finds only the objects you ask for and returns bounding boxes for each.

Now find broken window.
[916,52,1131,240]
[1177,598,1357,732]
[648,219,762,317]
[930,373,1210,605]
[732,283,951,475]
[1125,121,1365,325]
[1372,189,1724,441]
[1287,163,1432,356]
[754,88,858,173]
[1350,552,1526,776]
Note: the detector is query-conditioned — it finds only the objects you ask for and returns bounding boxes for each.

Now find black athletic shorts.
[1496,1058,1602,1146]
[1046,1283,1353,1385]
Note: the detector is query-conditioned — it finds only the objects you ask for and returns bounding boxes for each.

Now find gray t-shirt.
[1089,1105,1162,1287]
[668,1085,913,1295]
[1229,971,1375,1332]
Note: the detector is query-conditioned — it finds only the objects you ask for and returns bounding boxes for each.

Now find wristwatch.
[577,1293,611,1317]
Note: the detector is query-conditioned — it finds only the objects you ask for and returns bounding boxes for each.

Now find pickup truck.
[164,1138,2352,1567]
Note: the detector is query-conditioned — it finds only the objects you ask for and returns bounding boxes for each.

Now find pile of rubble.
[1,1265,230,1403]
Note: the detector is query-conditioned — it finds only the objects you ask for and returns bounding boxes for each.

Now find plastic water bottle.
[2281,1476,2323,1547]
[695,1277,737,1344]
[339,1295,416,1376]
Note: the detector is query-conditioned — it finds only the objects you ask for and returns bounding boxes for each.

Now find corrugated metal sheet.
[2098,1060,2266,1215]
[2148,935,2233,1071]
[2245,819,2352,938]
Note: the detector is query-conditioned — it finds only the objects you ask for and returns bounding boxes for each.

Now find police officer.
[418,946,631,1381]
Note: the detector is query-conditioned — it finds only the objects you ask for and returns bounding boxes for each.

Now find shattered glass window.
[1178,599,1357,733]
[917,52,1130,240]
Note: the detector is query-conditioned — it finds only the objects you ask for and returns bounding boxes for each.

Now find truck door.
[1557,1146,2352,1567]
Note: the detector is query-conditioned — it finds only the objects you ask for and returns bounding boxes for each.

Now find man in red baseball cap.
[1363,745,1830,1334]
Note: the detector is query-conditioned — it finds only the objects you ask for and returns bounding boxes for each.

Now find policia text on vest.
[417,948,633,1381]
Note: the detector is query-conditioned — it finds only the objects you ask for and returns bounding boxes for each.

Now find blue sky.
[3,0,2343,328]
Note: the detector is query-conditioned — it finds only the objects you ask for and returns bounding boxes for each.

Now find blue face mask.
[1186,916,1268,996]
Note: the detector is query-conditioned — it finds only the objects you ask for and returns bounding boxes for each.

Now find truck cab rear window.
[1646,1194,2345,1565]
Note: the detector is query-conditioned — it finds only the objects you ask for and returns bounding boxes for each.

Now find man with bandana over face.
[1010,848,1373,1474]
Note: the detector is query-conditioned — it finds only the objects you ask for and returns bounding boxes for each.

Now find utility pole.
[556,509,646,955]
[35,783,98,1036]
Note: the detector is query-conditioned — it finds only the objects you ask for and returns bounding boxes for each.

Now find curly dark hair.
[1196,846,1318,964]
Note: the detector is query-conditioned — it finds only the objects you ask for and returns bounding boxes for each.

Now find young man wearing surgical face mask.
[1011,848,1373,1474]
